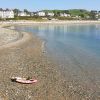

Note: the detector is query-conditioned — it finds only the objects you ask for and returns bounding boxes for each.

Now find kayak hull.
[11,77,37,84]
[16,79,37,84]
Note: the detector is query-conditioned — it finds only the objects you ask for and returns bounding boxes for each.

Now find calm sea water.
[15,24,100,93]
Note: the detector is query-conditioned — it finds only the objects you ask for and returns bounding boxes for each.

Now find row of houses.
[0,9,14,18]
[18,11,100,20]
[18,11,54,17]
[18,11,71,17]
[15,11,100,18]
[0,9,100,19]
[0,10,71,18]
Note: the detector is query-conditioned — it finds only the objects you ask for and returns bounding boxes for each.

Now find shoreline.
[0,24,35,51]
[0,22,99,100]
[1,20,100,25]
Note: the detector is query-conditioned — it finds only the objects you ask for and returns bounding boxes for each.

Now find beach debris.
[11,77,37,84]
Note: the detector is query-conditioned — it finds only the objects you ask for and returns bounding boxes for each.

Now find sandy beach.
[0,21,100,100]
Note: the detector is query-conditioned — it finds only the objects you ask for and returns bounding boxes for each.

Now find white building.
[37,11,45,16]
[98,11,100,15]
[47,12,54,17]
[18,11,27,16]
[30,12,35,16]
[0,11,3,18]
[0,9,14,18]
[72,15,81,19]
[85,16,90,19]
[60,13,70,17]
[95,14,99,18]
[18,11,30,16]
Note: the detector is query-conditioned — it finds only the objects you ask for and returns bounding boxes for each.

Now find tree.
[53,10,58,17]
[24,9,29,14]
[0,8,3,11]
[13,9,20,16]
[79,14,85,18]
[53,10,60,17]
[64,10,70,14]
[90,10,97,20]
[6,8,9,11]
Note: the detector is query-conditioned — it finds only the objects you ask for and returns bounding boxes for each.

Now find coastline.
[1,20,100,25]
[0,22,99,100]
[0,23,39,51]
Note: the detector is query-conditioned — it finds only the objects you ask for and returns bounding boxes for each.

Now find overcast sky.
[0,0,100,11]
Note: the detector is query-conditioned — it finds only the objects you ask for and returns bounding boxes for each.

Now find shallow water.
[15,24,100,98]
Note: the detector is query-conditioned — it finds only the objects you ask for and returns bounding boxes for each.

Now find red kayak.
[11,77,37,84]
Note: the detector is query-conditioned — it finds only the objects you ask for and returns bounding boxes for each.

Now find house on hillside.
[28,12,38,16]
[91,10,98,14]
[85,15,90,19]
[60,13,71,17]
[47,12,54,17]
[71,15,81,19]
[95,14,99,19]
[0,9,14,18]
[18,11,26,16]
[18,11,30,16]
[98,11,100,15]
[37,11,45,17]
[30,12,35,16]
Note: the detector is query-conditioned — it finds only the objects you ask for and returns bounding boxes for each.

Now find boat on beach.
[11,77,37,84]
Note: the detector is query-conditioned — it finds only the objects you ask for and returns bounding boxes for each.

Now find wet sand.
[0,22,100,100]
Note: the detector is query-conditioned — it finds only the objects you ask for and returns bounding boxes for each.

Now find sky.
[0,0,100,11]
